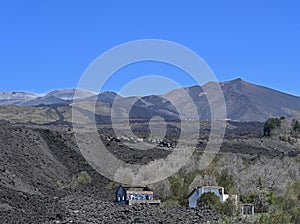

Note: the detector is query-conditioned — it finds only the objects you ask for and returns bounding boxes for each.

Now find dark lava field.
[0,121,299,223]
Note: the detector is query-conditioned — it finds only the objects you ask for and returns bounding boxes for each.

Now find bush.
[263,118,283,137]
[198,193,237,217]
[276,180,300,223]
[255,181,300,223]
[219,198,237,216]
[77,171,92,185]
[217,169,236,194]
[198,192,221,209]
[292,119,300,132]
[291,118,300,138]
[54,180,64,189]
[167,170,203,206]
[240,189,275,213]
[241,192,257,204]
[55,171,92,189]
[255,210,292,224]
[258,176,264,190]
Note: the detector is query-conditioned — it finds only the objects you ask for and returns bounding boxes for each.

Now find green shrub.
[263,118,283,137]
[265,190,275,205]
[292,119,300,132]
[219,198,237,216]
[241,192,257,204]
[77,171,92,185]
[240,189,275,214]
[290,207,300,224]
[54,180,64,189]
[291,118,300,138]
[278,181,300,223]
[197,192,221,209]
[256,181,300,223]
[255,210,292,224]
[217,169,236,194]
[54,171,92,189]
[258,176,264,190]
[198,193,237,217]
[167,170,204,205]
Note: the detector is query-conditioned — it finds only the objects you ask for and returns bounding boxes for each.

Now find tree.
[198,192,237,217]
[292,119,300,131]
[219,198,237,216]
[197,192,221,209]
[263,118,282,137]
[291,118,300,138]
[241,188,275,214]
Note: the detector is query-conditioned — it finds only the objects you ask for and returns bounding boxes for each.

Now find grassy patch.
[54,171,92,190]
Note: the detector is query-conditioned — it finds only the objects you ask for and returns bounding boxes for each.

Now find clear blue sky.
[0,1,299,96]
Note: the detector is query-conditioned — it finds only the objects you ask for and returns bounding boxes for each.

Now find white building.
[188,186,238,208]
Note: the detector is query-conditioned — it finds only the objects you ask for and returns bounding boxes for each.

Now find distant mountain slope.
[220,78,300,120]
[0,92,38,100]
[0,92,39,106]
[0,79,299,122]
[46,89,96,100]
[0,89,96,106]
[82,91,119,105]
[20,95,69,106]
[127,95,180,120]
[162,78,300,121]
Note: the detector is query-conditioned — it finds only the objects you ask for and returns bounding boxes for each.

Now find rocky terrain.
[0,122,218,223]
[0,119,299,223]
[0,79,300,223]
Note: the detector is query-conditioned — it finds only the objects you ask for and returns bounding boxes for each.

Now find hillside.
[0,80,300,223]
[163,78,300,121]
[0,121,299,223]
[1,79,300,123]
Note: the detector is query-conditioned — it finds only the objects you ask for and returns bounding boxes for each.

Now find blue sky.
[0,1,299,96]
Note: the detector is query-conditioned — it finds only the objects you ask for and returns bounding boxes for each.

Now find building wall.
[126,193,153,201]
[116,186,157,205]
[189,189,201,208]
[116,186,126,205]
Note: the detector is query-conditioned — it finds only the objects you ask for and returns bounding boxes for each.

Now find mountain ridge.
[0,79,300,122]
